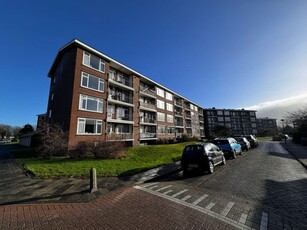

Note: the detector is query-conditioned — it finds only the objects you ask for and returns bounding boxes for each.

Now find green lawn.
[12,142,193,178]
[256,136,273,141]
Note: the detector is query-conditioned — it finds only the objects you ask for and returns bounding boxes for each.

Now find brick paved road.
[146,141,307,229]
[0,186,238,230]
[1,141,306,229]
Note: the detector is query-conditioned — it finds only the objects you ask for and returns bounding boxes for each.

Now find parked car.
[212,137,242,159]
[181,142,226,175]
[234,137,250,151]
[244,135,258,148]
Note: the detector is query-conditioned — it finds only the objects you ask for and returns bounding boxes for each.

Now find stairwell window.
[77,118,102,135]
[83,51,105,73]
[79,94,103,113]
[81,72,104,92]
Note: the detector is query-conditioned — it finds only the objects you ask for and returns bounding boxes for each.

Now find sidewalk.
[0,145,180,205]
[280,140,307,169]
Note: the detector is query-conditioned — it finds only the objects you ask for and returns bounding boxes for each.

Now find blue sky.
[1,0,307,127]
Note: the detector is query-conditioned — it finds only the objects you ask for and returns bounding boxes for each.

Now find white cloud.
[245,94,307,123]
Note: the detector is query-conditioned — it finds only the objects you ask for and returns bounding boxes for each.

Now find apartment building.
[204,108,258,137]
[45,39,204,148]
[256,117,277,136]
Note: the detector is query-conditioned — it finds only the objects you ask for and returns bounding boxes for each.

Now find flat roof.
[49,38,204,109]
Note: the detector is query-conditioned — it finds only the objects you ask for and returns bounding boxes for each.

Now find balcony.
[107,133,133,141]
[108,92,134,107]
[107,113,134,124]
[175,122,183,127]
[185,113,191,119]
[184,103,191,110]
[174,100,182,107]
[109,75,133,90]
[175,110,183,117]
[139,101,156,112]
[140,117,156,125]
[186,123,192,128]
[139,86,156,98]
[140,133,157,139]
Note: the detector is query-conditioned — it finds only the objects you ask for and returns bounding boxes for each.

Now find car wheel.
[222,156,226,165]
[232,150,236,159]
[182,169,188,177]
[208,161,214,174]
[239,148,243,155]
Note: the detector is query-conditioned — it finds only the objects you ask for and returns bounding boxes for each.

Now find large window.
[158,125,166,134]
[165,92,173,101]
[79,94,103,113]
[166,103,173,112]
[157,99,165,110]
[156,87,165,98]
[77,118,102,134]
[81,72,104,92]
[167,114,174,123]
[157,112,165,122]
[83,52,105,72]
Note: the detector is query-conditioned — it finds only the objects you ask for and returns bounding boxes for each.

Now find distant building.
[204,108,258,137]
[256,117,278,136]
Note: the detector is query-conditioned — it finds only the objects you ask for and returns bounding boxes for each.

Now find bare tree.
[286,106,307,123]
[0,124,11,139]
[36,124,68,159]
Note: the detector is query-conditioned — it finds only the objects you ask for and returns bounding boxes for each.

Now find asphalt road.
[137,141,307,229]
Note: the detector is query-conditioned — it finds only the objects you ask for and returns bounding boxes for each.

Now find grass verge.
[10,142,193,178]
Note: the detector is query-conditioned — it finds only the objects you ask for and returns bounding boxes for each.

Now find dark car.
[212,137,242,159]
[181,143,226,175]
[234,137,251,151]
[244,135,258,148]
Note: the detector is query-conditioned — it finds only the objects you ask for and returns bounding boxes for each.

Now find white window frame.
[77,118,102,135]
[79,94,103,113]
[167,114,174,123]
[157,99,165,110]
[165,92,173,101]
[82,51,105,73]
[156,87,165,98]
[166,103,173,112]
[81,72,104,92]
[157,112,165,122]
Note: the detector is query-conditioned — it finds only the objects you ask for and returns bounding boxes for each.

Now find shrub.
[36,124,68,159]
[69,141,92,158]
[92,141,126,159]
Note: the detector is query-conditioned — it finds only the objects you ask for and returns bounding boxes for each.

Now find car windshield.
[184,145,203,152]
[213,140,229,145]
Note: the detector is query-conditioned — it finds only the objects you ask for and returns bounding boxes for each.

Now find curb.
[280,142,307,170]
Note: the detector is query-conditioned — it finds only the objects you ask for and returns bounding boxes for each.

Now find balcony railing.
[140,133,157,139]
[184,104,191,110]
[186,123,192,128]
[139,101,156,110]
[140,86,156,97]
[108,113,133,121]
[109,75,133,88]
[185,113,191,118]
[175,110,183,116]
[175,122,183,127]
[108,93,133,104]
[107,133,133,140]
[174,100,182,107]
[140,118,156,124]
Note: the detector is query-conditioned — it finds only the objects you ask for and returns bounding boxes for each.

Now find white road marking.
[172,189,188,198]
[163,190,173,195]
[148,185,159,190]
[181,195,192,201]
[205,202,216,210]
[156,185,172,192]
[239,213,248,224]
[260,212,268,230]
[221,202,235,217]
[134,185,253,230]
[192,194,208,205]
[142,182,159,188]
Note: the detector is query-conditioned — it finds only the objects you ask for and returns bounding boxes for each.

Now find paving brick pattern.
[0,187,238,230]
[147,141,307,229]
[0,146,132,205]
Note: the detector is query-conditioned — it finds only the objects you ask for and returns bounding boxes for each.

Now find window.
[225,117,231,122]
[166,103,173,112]
[48,109,52,118]
[217,110,223,115]
[79,94,103,113]
[81,72,104,92]
[51,93,54,101]
[156,87,164,97]
[158,125,166,134]
[165,92,173,101]
[77,118,102,134]
[167,126,175,134]
[195,107,198,112]
[157,112,165,122]
[167,114,174,123]
[218,117,224,122]
[157,99,165,109]
[190,104,194,110]
[83,52,105,72]
[224,111,230,116]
